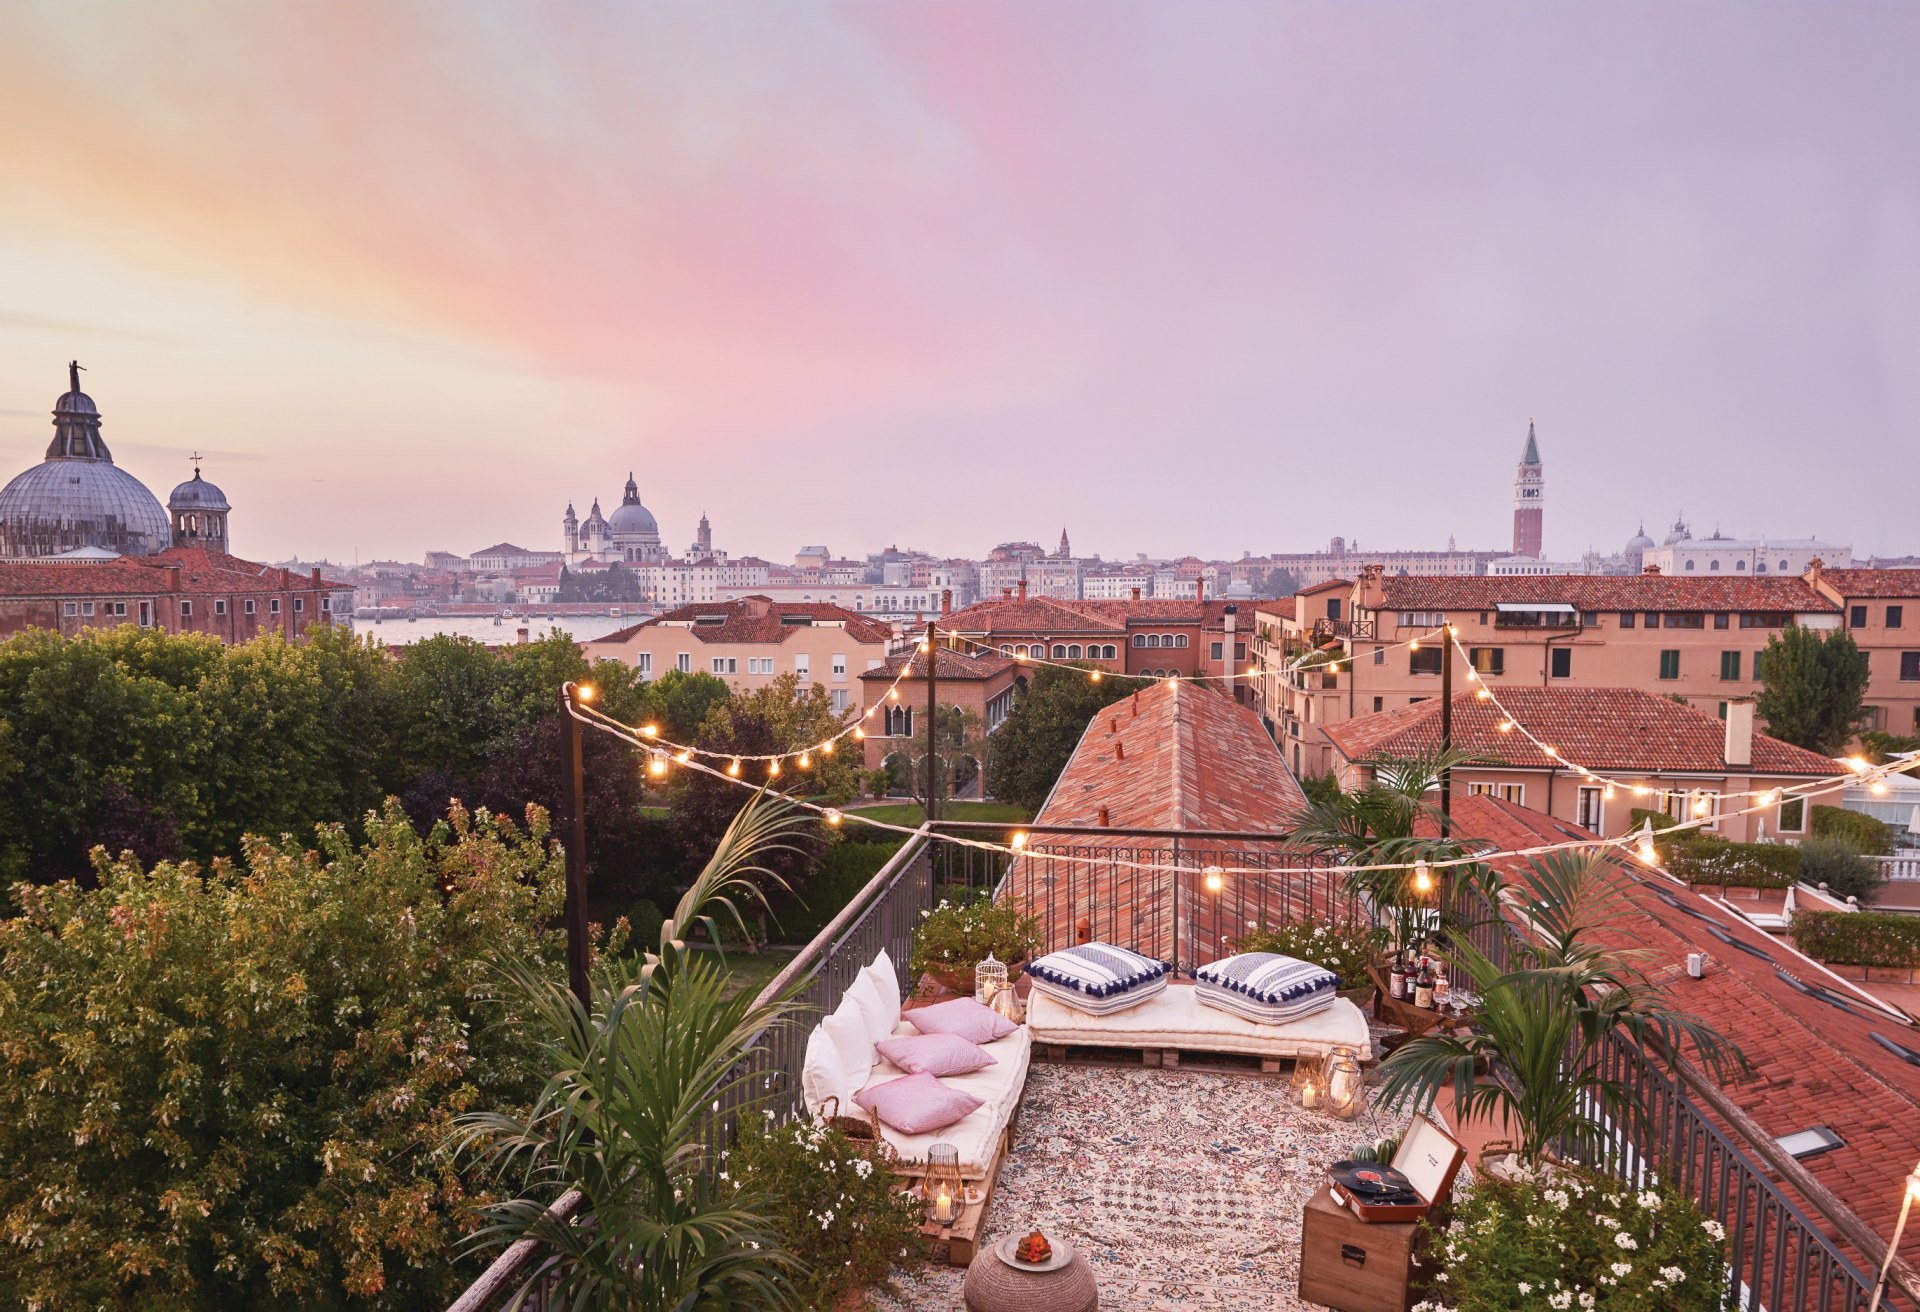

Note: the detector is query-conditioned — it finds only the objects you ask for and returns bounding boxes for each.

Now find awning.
[1494,601,1576,613]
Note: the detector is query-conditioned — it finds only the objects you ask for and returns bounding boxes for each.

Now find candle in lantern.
[1302,1082,1319,1110]
[934,1187,954,1223]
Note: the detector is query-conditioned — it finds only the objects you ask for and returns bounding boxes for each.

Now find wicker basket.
[818,1097,896,1164]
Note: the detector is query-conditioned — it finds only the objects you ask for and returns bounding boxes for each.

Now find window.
[1719,650,1741,681]
[1901,652,1920,682]
[269,598,281,615]
[1659,650,1681,680]
[1550,647,1572,679]
[1644,612,1659,628]
[1132,634,1145,647]
[180,601,193,619]
[677,652,692,673]
[1619,612,1635,629]
[1067,644,1082,659]
[1769,795,1805,833]
[214,599,226,615]
[320,596,331,612]
[636,653,652,676]
[1410,648,1442,675]
[1052,644,1067,658]
[1709,560,1721,571]
[1235,642,1247,661]
[1398,611,1444,628]
[830,689,849,714]
[110,601,126,617]
[292,597,303,613]
[1103,645,1118,659]
[1467,782,1524,804]
[1741,613,1788,629]
[1714,612,1729,629]
[1684,560,1696,571]
[1580,611,1599,627]
[1664,612,1704,629]
[1576,786,1603,831]
[63,601,76,615]
[1850,605,1868,628]
[832,653,847,679]
[82,601,95,616]
[711,657,737,674]
[1469,647,1504,675]
[1467,782,1493,797]
[1693,790,1722,830]
[1373,648,1384,665]
[244,599,255,615]
[1210,641,1224,661]
[1373,696,1384,712]
[1753,650,1768,681]
[793,654,809,678]
[1890,606,1905,629]
[747,657,774,675]
[1327,598,1342,620]
[138,602,151,627]
[1174,634,1189,648]
[884,705,913,737]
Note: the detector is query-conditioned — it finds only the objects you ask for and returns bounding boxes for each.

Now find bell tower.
[1512,420,1544,559]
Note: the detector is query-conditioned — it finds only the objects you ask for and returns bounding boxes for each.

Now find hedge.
[1629,807,1685,833]
[1789,910,1920,969]
[764,838,907,944]
[1810,805,1895,856]
[1660,836,1801,889]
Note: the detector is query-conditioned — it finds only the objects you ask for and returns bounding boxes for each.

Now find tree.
[1755,624,1869,755]
[1260,568,1300,598]
[554,563,645,603]
[985,664,1150,812]
[893,703,990,803]
[0,801,567,1311]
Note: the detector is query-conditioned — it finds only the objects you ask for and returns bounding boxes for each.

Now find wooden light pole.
[559,681,593,1006]
[924,619,940,824]
[1440,624,1453,838]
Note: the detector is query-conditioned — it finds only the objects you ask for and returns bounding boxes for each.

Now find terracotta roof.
[1257,597,1299,620]
[0,548,352,597]
[469,542,540,557]
[1431,795,1920,1267]
[1035,680,1306,830]
[1818,568,1920,600]
[859,648,1017,682]
[602,599,893,646]
[942,595,1127,634]
[1297,577,1352,596]
[1324,686,1836,776]
[1376,574,1836,613]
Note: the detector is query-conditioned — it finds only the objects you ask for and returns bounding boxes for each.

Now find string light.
[576,684,597,703]
[820,741,834,756]
[823,808,843,826]
[1691,794,1712,816]
[1636,820,1659,866]
[641,723,658,738]
[1413,859,1434,894]
[1009,831,1028,850]
[1090,670,1103,682]
[1847,756,1872,774]
[727,758,742,777]
[647,750,669,778]
[767,760,781,778]
[798,752,812,770]
[1498,719,1515,733]
[675,749,692,765]
[1871,780,1890,796]
[1203,865,1224,894]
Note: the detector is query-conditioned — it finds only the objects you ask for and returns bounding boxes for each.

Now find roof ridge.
[1168,678,1188,827]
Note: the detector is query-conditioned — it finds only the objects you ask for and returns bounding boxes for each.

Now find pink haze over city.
[2,2,1917,565]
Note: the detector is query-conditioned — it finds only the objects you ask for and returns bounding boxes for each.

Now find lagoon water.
[350,614,637,645]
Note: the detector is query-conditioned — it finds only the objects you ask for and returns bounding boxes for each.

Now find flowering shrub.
[733,1117,923,1307]
[910,892,1042,979]
[1237,918,1385,990]
[1414,1168,1734,1311]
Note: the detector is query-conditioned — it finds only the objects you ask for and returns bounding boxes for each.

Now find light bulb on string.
[889,688,899,701]
[647,749,669,778]
[1412,859,1434,895]
[727,758,742,777]
[798,752,812,770]
[1475,688,1492,700]
[1090,670,1102,683]
[576,684,597,703]
[823,808,843,826]
[1498,720,1515,734]
[820,741,834,756]
[1409,639,1421,651]
[1691,794,1711,816]
[675,750,691,765]
[1636,820,1658,866]
[767,760,781,778]
[1846,756,1871,774]
[853,727,866,741]
[1009,831,1028,850]
[1202,866,1224,895]
[1871,780,1890,796]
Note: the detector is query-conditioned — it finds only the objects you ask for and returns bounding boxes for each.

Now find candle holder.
[923,1143,964,1226]
[1321,1047,1367,1121]
[975,953,1008,1006]
[1289,1055,1324,1111]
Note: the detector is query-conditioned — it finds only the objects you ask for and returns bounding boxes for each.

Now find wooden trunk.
[1298,1184,1434,1312]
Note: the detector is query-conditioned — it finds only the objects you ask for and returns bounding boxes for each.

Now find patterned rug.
[870,1059,1416,1311]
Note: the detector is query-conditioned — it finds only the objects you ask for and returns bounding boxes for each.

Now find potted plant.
[910,892,1042,994]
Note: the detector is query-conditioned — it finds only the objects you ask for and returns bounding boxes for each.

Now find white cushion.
[860,949,903,1033]
[1193,952,1339,1025]
[842,972,893,1048]
[801,1025,851,1116]
[821,1005,874,1095]
[1027,942,1170,1016]
[1028,984,1371,1061]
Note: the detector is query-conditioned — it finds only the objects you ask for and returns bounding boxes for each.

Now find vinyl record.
[1329,1160,1420,1202]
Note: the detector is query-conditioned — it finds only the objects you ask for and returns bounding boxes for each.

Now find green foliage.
[1789,909,1920,968]
[1378,851,1743,1166]
[455,793,822,1312]
[1236,918,1385,990]
[0,801,566,1311]
[1810,804,1895,856]
[1795,835,1885,902]
[732,1118,923,1308]
[764,838,907,944]
[554,563,645,603]
[1755,624,1869,755]
[985,663,1151,812]
[1628,807,1684,833]
[1415,1168,1734,1311]
[1660,836,1801,889]
[1299,770,1342,809]
[1861,730,1920,763]
[911,890,1043,978]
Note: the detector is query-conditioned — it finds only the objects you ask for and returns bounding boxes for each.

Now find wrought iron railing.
[1310,616,1377,641]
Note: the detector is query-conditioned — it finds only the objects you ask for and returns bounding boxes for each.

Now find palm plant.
[1375,849,1746,1166]
[456,791,821,1311]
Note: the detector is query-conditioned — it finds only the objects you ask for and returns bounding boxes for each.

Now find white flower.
[1578,1295,1595,1310]
[1518,1282,1532,1295]
[1637,1190,1661,1209]
[1660,1265,1686,1283]
[1611,1262,1632,1277]
[1598,1214,1619,1229]
[1615,1232,1638,1250]
[1549,1294,1573,1310]
[1703,1218,1726,1241]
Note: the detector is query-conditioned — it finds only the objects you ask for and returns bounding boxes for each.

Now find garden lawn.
[847,801,1030,828]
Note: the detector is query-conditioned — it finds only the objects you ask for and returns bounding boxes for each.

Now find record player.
[1325,1113,1464,1223]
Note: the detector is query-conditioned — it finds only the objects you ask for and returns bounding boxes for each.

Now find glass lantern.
[989,981,1026,1025]
[1289,1055,1324,1112]
[923,1143,964,1226]
[1321,1047,1367,1121]
[975,952,1008,1006]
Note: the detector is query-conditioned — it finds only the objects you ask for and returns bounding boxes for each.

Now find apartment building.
[1325,690,1834,844]
[939,585,1252,689]
[1250,567,1840,778]
[581,596,894,715]
[1807,566,1920,737]
[856,648,1020,787]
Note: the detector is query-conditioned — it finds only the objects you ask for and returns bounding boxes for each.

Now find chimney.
[1002,586,1013,600]
[1017,578,1028,602]
[311,567,321,587]
[1724,698,1755,769]
[941,588,952,616]
[1110,715,1120,733]
[1806,557,1824,584]
[1114,740,1125,760]
[1643,564,1662,575]
[1131,586,1141,601]
[517,627,530,645]
[1197,579,1205,603]
[1097,806,1110,827]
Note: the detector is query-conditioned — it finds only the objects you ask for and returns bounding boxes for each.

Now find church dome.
[1625,524,1655,552]
[168,468,230,512]
[1,364,169,558]
[608,472,660,538]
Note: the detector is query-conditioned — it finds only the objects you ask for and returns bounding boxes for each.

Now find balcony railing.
[1874,853,1920,883]
[1310,617,1376,641]
[449,826,1918,1312]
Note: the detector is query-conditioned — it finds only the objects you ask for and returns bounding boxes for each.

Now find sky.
[1,2,1916,567]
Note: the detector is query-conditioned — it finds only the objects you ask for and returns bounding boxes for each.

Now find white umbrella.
[1908,804,1920,837]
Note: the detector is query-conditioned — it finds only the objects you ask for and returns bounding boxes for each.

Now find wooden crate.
[1036,1041,1286,1076]
[909,1124,1011,1266]
[1298,1183,1436,1312]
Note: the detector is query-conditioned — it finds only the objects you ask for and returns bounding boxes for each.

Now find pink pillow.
[905,997,1017,1044]
[854,1072,984,1135]
[876,1032,998,1077]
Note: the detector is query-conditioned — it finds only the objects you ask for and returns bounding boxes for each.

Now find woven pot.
[817,1097,896,1164]
[962,1246,1097,1312]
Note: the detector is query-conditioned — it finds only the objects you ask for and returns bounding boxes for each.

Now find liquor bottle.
[1389,954,1407,1001]
[1414,957,1436,1010]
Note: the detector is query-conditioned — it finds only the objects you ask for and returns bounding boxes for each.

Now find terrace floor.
[872,1055,1443,1312]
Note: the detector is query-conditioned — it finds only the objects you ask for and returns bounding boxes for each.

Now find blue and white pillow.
[1193,952,1338,1026]
[1028,942,1171,1016]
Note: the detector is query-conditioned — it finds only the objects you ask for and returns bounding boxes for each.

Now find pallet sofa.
[1028,980,1371,1071]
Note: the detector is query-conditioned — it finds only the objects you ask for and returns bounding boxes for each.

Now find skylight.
[1776,1126,1844,1160]
[1871,1033,1920,1068]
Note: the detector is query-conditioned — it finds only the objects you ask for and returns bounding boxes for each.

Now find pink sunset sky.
[1,2,1916,566]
